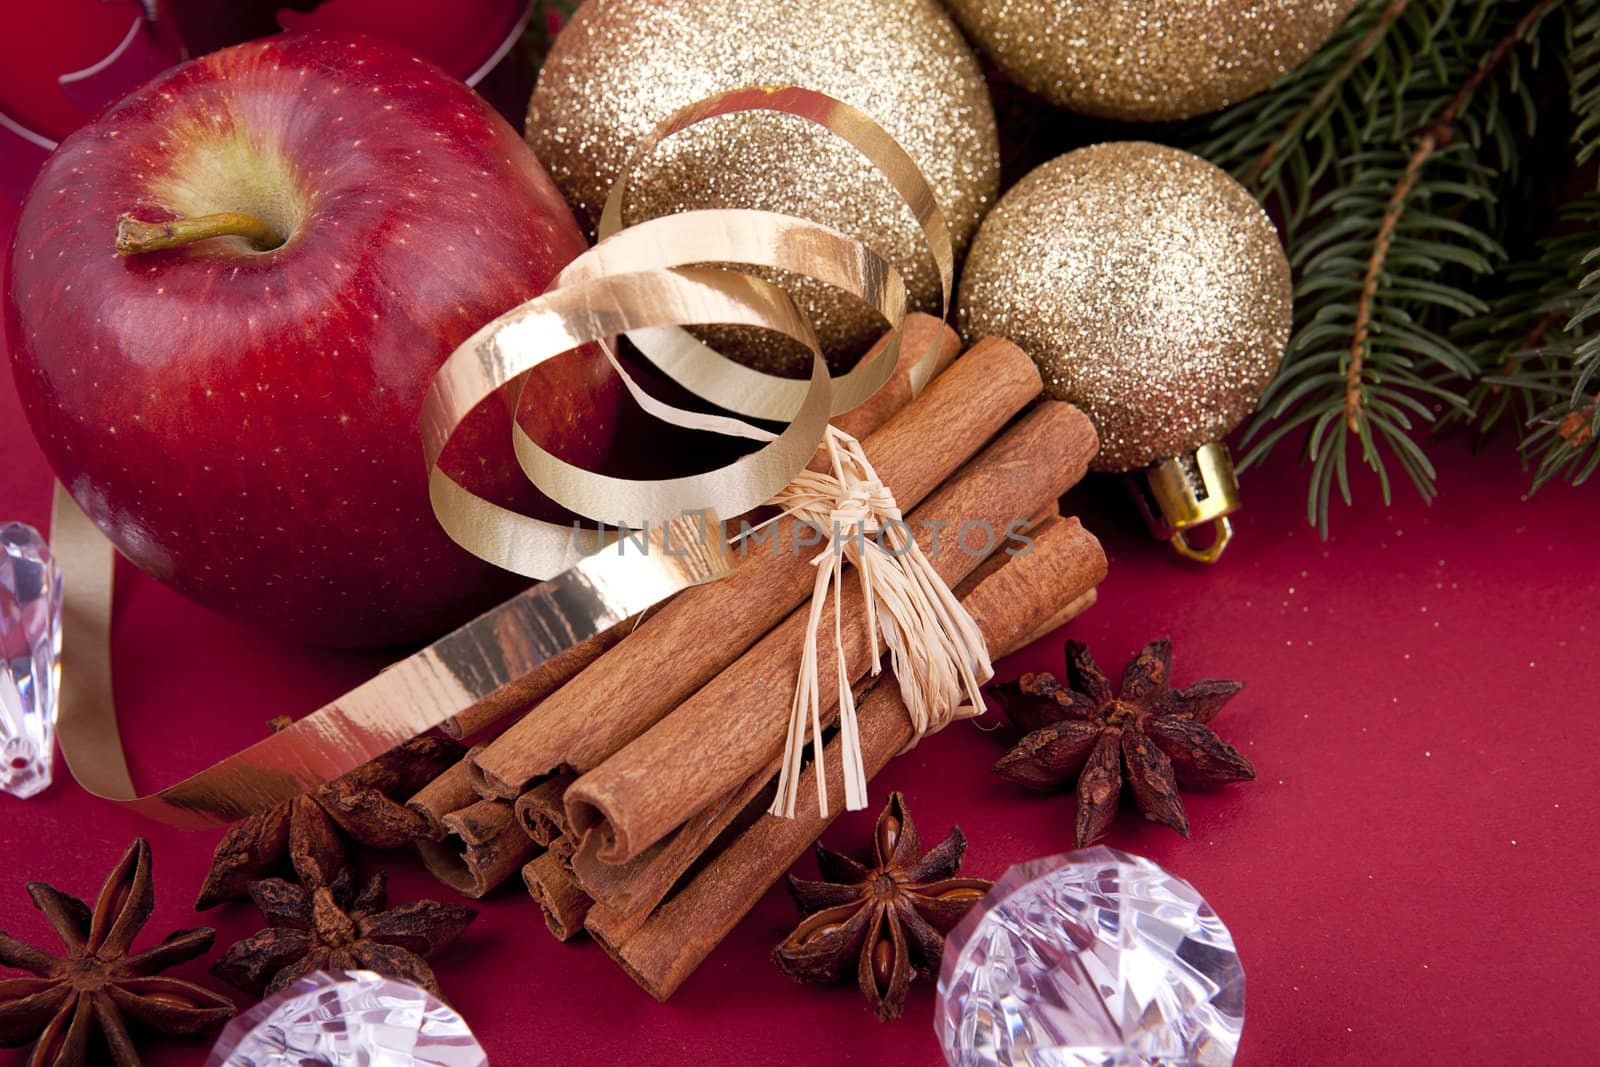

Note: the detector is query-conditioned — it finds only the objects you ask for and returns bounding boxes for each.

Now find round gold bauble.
[941,0,1360,121]
[527,0,999,372]
[956,141,1292,473]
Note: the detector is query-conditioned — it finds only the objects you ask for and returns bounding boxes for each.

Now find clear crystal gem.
[936,847,1244,1067]
[204,970,487,1067]
[1,522,61,799]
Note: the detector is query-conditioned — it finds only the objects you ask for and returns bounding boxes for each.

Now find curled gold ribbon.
[594,85,954,421]
[432,84,954,577]
[424,262,835,576]
[49,86,957,826]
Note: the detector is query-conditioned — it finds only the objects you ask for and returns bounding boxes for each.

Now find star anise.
[0,838,235,1067]
[196,721,464,909]
[771,792,991,1022]
[991,638,1257,847]
[211,870,476,1000]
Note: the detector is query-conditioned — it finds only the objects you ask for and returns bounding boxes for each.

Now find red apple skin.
[5,33,615,647]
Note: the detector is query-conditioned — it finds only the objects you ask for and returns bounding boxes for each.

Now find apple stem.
[114,212,286,255]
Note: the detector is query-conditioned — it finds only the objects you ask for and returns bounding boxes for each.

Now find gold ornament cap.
[1127,442,1241,564]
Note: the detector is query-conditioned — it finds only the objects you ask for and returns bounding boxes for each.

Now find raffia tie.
[767,426,992,819]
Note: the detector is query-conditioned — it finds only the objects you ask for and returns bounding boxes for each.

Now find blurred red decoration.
[1,1,180,198]
[278,0,531,87]
[1,0,534,200]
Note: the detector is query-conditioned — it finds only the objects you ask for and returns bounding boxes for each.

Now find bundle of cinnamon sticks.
[405,314,1108,999]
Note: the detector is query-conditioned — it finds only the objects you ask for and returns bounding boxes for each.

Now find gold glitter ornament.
[941,0,1359,121]
[957,142,1292,562]
[527,0,998,372]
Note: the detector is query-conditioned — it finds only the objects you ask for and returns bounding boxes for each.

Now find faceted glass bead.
[936,847,1244,1067]
[204,970,487,1067]
[0,522,61,799]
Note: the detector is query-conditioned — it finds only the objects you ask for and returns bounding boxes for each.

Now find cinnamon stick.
[514,771,577,846]
[951,502,1059,591]
[442,624,625,740]
[416,796,538,898]
[406,746,486,841]
[523,838,592,941]
[565,400,1099,863]
[440,314,958,740]
[595,515,1106,998]
[576,774,774,944]
[827,313,962,441]
[572,509,1068,933]
[1020,587,1098,648]
[468,335,1043,799]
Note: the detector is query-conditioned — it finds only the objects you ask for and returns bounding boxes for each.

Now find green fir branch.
[1187,0,1564,534]
[1465,2,1600,490]
[1572,2,1600,162]
[1463,204,1599,489]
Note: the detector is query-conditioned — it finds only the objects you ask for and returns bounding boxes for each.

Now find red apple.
[6,33,616,647]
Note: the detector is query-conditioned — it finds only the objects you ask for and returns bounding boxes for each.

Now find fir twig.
[1347,0,1558,434]
[1187,0,1573,533]
[1466,0,1600,490]
[1477,197,1600,488]
[1244,0,1413,188]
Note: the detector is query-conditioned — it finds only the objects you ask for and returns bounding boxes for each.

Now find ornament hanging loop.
[1170,516,1233,564]
[1129,441,1242,564]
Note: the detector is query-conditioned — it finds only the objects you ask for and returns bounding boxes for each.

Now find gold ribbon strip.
[52,484,732,828]
[47,86,954,826]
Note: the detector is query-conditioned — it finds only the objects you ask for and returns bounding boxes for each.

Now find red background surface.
[2,113,1599,1067]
